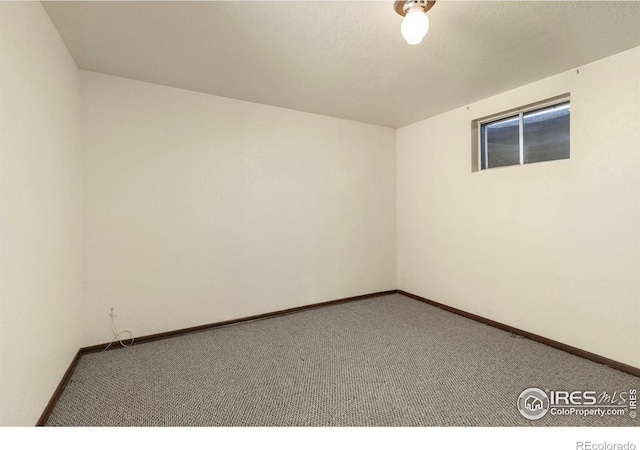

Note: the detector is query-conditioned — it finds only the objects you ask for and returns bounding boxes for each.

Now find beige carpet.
[46,294,639,426]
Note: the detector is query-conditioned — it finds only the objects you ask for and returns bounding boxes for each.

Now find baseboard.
[36,349,82,426]
[80,289,399,354]
[397,289,640,378]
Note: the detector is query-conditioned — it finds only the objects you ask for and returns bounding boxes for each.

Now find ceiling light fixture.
[394,0,435,45]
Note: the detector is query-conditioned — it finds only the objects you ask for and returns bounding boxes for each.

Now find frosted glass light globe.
[401,8,430,45]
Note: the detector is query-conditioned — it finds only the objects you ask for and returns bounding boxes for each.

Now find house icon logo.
[525,395,543,411]
[518,388,550,420]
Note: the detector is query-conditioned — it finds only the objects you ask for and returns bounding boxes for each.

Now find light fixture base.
[394,0,435,17]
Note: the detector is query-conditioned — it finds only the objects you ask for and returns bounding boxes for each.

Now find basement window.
[475,97,570,171]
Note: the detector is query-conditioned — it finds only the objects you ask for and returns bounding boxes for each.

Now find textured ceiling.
[43,1,640,128]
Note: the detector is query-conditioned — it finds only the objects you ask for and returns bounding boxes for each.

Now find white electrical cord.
[104,308,134,351]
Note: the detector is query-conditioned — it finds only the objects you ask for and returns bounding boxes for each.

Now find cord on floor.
[103,308,134,351]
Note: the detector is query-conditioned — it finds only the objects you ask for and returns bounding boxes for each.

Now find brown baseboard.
[398,289,640,378]
[36,349,82,426]
[80,289,399,355]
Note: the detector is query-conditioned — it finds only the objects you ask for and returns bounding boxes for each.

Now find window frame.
[472,94,570,172]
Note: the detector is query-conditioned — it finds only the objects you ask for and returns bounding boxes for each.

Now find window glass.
[523,102,570,164]
[478,98,570,171]
[481,115,520,169]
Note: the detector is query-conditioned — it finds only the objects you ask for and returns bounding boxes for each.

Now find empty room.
[1,0,639,442]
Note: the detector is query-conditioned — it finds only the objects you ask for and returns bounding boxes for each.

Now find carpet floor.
[46,294,639,426]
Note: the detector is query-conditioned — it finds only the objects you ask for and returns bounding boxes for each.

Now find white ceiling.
[43,1,640,128]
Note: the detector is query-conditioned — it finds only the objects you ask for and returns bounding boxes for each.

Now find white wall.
[81,72,396,346]
[397,47,640,367]
[0,3,82,425]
